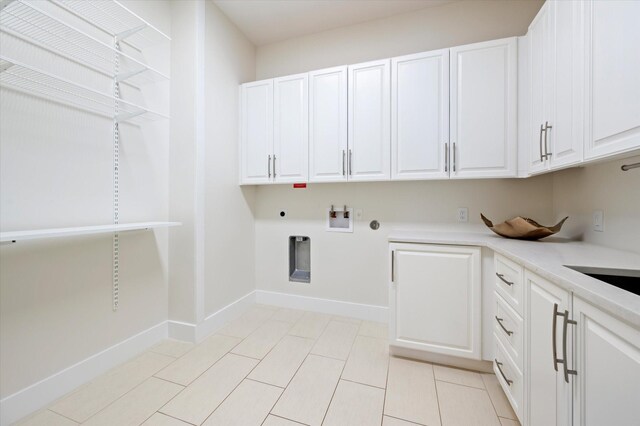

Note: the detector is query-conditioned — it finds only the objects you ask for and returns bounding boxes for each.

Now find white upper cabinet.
[584,0,640,159]
[348,59,391,181]
[528,1,584,174]
[391,50,449,180]
[449,38,517,179]
[548,0,584,169]
[240,79,273,184]
[274,73,308,183]
[309,66,348,182]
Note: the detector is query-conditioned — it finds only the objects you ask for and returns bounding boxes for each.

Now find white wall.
[203,1,257,316]
[0,0,171,400]
[552,155,640,254]
[253,0,548,308]
[255,177,554,307]
[169,0,199,325]
[256,0,543,79]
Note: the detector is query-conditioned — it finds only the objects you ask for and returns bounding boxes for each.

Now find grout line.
[265,413,310,425]
[46,409,79,424]
[340,377,386,390]
[433,364,444,426]
[245,377,286,389]
[435,378,488,391]
[380,354,391,426]
[383,414,427,425]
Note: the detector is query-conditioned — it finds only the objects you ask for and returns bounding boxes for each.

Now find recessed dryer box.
[289,236,310,283]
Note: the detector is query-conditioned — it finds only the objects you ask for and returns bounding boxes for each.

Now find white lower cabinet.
[572,297,640,426]
[525,271,572,426]
[489,267,640,426]
[389,243,482,359]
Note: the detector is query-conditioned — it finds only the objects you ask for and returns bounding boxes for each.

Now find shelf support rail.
[112,38,121,311]
[114,24,146,43]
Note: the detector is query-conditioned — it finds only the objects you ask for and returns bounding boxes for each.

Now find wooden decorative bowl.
[481,214,568,241]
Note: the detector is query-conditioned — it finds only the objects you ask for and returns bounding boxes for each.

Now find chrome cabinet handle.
[445,143,449,172]
[496,273,513,286]
[553,303,559,371]
[268,155,271,178]
[543,121,553,159]
[342,150,346,176]
[495,316,513,336]
[539,124,545,162]
[453,142,457,172]
[553,303,577,382]
[495,359,513,386]
[348,149,352,176]
[391,250,395,282]
[273,155,277,179]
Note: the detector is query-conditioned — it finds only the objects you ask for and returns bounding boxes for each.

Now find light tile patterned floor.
[18,305,521,426]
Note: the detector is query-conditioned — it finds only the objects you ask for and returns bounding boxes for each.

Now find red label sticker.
[293,183,307,189]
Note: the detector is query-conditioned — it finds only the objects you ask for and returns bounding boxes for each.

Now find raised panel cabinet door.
[240,79,273,184]
[548,0,584,170]
[584,0,640,160]
[274,73,308,183]
[528,3,552,174]
[449,37,517,179]
[309,66,348,182]
[525,271,571,426]
[389,243,482,360]
[572,297,640,426]
[391,50,449,180]
[348,59,391,181]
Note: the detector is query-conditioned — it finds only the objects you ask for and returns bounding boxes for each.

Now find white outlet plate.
[593,210,604,232]
[457,207,469,223]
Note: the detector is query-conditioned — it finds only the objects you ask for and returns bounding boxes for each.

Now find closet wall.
[0,0,171,401]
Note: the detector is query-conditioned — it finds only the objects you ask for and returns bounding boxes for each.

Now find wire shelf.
[0,0,168,86]
[0,55,169,123]
[50,0,170,52]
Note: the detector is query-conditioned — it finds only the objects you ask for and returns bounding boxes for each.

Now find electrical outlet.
[457,207,469,223]
[593,210,604,232]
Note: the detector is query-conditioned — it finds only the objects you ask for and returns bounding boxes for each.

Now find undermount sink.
[564,265,640,297]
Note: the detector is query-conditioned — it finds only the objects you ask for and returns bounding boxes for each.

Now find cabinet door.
[573,297,640,426]
[240,80,273,184]
[525,271,571,426]
[389,243,481,359]
[584,0,640,159]
[528,3,552,174]
[450,38,517,178]
[348,59,391,181]
[548,0,584,170]
[391,50,449,180]
[309,66,348,182]
[274,73,308,183]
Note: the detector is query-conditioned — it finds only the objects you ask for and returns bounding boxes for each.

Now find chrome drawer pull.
[495,316,513,336]
[496,272,514,286]
[495,359,513,386]
[553,303,578,382]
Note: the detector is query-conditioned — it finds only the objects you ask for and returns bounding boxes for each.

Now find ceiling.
[213,0,458,46]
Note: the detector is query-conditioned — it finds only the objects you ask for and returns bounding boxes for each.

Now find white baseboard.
[0,321,168,426]
[194,291,256,341]
[166,291,257,343]
[255,290,388,323]
[390,345,493,373]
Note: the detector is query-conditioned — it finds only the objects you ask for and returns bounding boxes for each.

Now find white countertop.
[389,230,640,327]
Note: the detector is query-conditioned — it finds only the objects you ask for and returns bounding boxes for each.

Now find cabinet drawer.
[494,253,524,315]
[494,293,524,371]
[494,334,523,423]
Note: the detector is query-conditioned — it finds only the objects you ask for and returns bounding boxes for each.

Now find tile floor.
[18,304,521,426]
